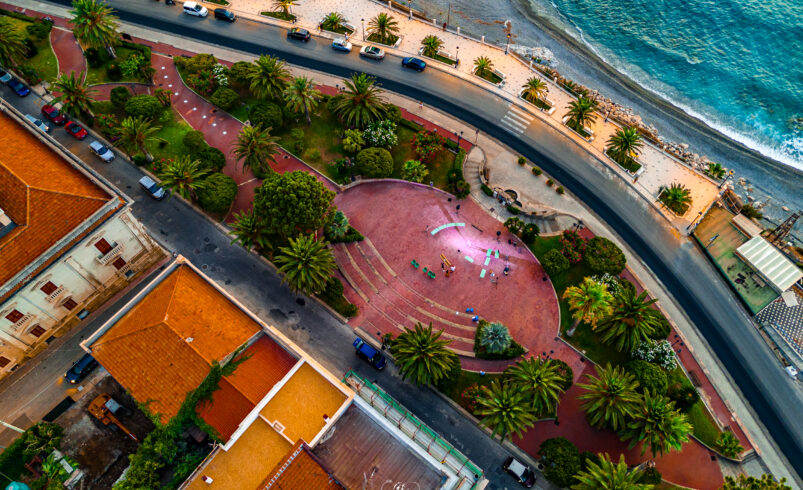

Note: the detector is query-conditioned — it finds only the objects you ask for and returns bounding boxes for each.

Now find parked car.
[41,104,67,125]
[359,45,385,60]
[7,78,30,96]
[0,68,12,84]
[24,114,49,133]
[139,175,166,200]
[89,140,115,162]
[331,37,352,52]
[64,354,99,384]
[401,57,427,72]
[287,27,310,42]
[353,338,386,370]
[183,1,208,17]
[65,121,88,140]
[214,8,235,22]
[502,457,536,488]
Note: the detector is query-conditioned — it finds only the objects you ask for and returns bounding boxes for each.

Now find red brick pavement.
[50,28,85,77]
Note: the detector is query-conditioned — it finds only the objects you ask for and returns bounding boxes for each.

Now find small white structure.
[735,237,803,293]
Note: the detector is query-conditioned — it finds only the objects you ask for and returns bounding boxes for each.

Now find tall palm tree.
[232,125,280,176]
[420,35,444,58]
[389,322,457,386]
[229,209,272,253]
[562,277,614,336]
[578,363,641,431]
[116,116,162,161]
[329,73,389,128]
[565,96,598,133]
[273,0,298,16]
[70,0,120,57]
[51,71,97,118]
[274,234,336,295]
[158,155,210,200]
[248,55,291,100]
[521,76,548,105]
[659,183,693,215]
[473,56,494,78]
[0,18,28,67]
[474,379,537,442]
[506,357,566,414]
[620,389,692,457]
[321,12,347,32]
[597,289,661,353]
[707,162,726,179]
[607,127,643,165]
[571,453,651,490]
[283,76,322,125]
[368,13,400,43]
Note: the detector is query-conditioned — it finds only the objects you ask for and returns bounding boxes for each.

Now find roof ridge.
[0,161,31,190]
[162,268,222,364]
[92,321,166,347]
[28,186,110,203]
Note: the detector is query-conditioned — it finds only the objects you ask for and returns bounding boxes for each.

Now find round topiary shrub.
[195,146,226,172]
[209,86,239,110]
[452,180,470,199]
[541,249,570,276]
[197,173,237,214]
[182,130,206,153]
[517,156,526,165]
[228,61,254,86]
[538,437,581,488]
[625,359,668,395]
[110,86,132,108]
[355,147,393,178]
[532,167,542,176]
[248,102,283,130]
[480,322,511,353]
[132,154,148,166]
[522,223,540,243]
[584,236,626,275]
[125,94,163,119]
[648,314,672,340]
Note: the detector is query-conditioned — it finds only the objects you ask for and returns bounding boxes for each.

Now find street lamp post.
[408,0,412,20]
[454,130,463,148]
[505,33,511,55]
[455,46,459,66]
[719,169,735,189]
[361,18,365,40]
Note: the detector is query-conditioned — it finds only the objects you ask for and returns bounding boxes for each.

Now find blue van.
[353,338,386,370]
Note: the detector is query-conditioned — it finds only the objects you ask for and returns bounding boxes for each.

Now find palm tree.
[620,389,692,457]
[389,322,458,386]
[473,56,494,78]
[707,162,726,179]
[283,76,322,125]
[0,18,28,67]
[158,155,210,200]
[70,0,120,57]
[521,77,548,105]
[474,379,537,442]
[562,277,614,336]
[51,71,98,118]
[273,0,298,16]
[506,357,566,414]
[329,73,389,128]
[117,116,162,161]
[368,13,400,44]
[420,35,444,58]
[659,183,693,215]
[402,159,429,183]
[232,125,280,176]
[274,234,336,295]
[607,127,643,165]
[565,96,598,133]
[326,210,349,239]
[229,209,272,253]
[571,453,651,490]
[597,289,661,353]
[321,12,347,32]
[248,55,291,100]
[578,363,641,431]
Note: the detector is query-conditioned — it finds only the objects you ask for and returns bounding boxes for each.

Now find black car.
[64,353,99,384]
[287,28,310,42]
[214,8,235,21]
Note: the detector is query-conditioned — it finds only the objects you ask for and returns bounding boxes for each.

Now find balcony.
[44,285,65,304]
[95,242,123,266]
[12,314,32,332]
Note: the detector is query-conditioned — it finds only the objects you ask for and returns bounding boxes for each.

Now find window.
[5,309,23,323]
[62,298,78,311]
[40,281,58,295]
[0,356,10,368]
[112,257,127,270]
[94,238,113,255]
[30,325,46,337]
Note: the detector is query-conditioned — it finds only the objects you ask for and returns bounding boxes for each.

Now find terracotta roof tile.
[226,336,297,404]
[196,378,255,441]
[261,441,344,489]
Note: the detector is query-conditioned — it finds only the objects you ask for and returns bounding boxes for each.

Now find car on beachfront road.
[24,114,49,133]
[65,121,88,140]
[331,37,352,53]
[41,104,67,125]
[183,2,208,17]
[139,175,166,200]
[359,45,385,60]
[0,68,12,84]
[287,28,310,42]
[7,78,29,96]
[353,337,386,370]
[89,140,115,162]
[502,456,536,488]
[401,57,427,72]
[214,8,235,22]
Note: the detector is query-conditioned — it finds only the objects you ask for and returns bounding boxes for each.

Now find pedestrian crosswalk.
[499,104,534,134]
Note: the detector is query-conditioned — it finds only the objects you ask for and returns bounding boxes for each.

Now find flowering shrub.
[461,384,483,412]
[212,64,229,87]
[187,70,216,96]
[559,230,586,264]
[120,53,145,77]
[362,120,397,148]
[633,339,677,370]
[95,114,119,139]
[412,130,445,162]
[151,157,173,175]
[591,273,623,296]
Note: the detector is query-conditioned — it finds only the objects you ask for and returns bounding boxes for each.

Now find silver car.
[359,45,385,60]
[0,68,12,84]
[89,140,115,162]
[139,175,166,200]
[24,114,49,133]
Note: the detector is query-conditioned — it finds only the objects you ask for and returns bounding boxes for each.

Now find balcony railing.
[12,314,32,331]
[45,286,65,304]
[95,242,123,265]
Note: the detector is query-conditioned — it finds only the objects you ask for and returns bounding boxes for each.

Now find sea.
[411,0,803,238]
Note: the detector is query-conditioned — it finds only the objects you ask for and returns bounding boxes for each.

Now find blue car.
[353,337,386,370]
[8,78,29,96]
[64,353,99,384]
[401,57,427,72]
[331,37,352,53]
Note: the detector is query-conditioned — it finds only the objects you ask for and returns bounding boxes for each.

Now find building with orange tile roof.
[0,106,162,377]
[259,441,344,489]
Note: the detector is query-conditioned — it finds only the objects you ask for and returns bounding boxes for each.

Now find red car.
[65,121,88,140]
[41,104,66,125]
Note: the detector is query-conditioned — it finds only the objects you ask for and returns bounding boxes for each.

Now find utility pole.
[447,2,451,27]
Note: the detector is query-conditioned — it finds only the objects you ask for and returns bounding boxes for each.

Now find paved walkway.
[49,27,85,77]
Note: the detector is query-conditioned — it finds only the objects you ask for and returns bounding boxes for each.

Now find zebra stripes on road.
[499,104,534,134]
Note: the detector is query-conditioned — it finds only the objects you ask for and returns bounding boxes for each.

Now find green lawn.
[4,17,58,82]
[423,52,456,66]
[151,111,196,161]
[474,69,503,85]
[366,33,399,46]
[260,11,295,21]
[523,96,552,112]
[390,125,455,188]
[86,46,148,84]
[228,95,262,123]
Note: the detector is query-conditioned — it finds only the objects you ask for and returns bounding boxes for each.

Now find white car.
[183,2,208,17]
[331,38,352,53]
[359,45,385,60]
[0,68,12,84]
[89,140,115,162]
[24,114,49,133]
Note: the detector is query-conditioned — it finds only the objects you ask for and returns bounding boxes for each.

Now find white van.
[183,2,208,17]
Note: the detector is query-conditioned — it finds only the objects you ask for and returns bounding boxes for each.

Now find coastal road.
[7,0,803,482]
